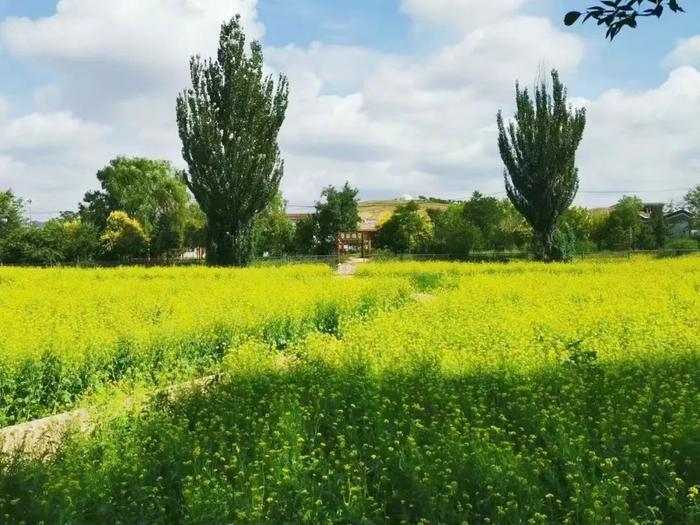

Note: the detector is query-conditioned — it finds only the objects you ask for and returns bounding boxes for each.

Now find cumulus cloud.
[0,0,695,213]
[0,111,110,153]
[576,66,700,205]
[400,0,527,32]
[665,35,700,68]
[273,14,584,203]
[0,0,260,210]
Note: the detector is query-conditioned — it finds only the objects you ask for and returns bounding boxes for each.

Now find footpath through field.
[336,257,369,276]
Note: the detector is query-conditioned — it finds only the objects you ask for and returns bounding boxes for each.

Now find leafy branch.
[565,0,685,40]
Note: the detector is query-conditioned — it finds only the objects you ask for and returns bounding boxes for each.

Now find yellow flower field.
[2,256,700,523]
[298,255,700,373]
[0,264,411,424]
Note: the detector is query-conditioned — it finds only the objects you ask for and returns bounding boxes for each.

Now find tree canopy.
[375,200,433,254]
[497,70,586,261]
[0,190,24,239]
[100,211,149,261]
[176,15,289,266]
[685,185,700,218]
[565,1,685,40]
[79,157,191,258]
[314,183,361,254]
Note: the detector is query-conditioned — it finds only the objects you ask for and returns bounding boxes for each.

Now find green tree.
[0,225,63,265]
[462,192,503,247]
[60,219,100,262]
[637,204,668,249]
[176,16,289,266]
[595,196,643,250]
[565,1,685,40]
[315,183,360,254]
[0,190,24,240]
[497,70,586,261]
[183,203,207,251]
[431,204,482,256]
[684,185,700,221]
[560,206,595,242]
[100,211,149,261]
[80,157,190,258]
[376,201,433,254]
[251,193,294,257]
[292,215,318,255]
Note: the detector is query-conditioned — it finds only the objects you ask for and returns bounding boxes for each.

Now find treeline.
[0,158,206,265]
[1,161,699,265]
[374,193,700,258]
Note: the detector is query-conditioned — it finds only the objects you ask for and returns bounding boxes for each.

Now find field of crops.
[2,257,700,523]
[0,265,412,425]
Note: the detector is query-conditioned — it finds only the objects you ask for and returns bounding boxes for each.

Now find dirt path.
[336,257,369,276]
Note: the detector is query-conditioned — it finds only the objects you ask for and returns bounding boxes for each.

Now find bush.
[667,238,698,251]
[575,239,598,255]
[550,224,576,262]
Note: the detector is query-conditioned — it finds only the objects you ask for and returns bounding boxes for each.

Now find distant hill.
[286,198,453,230]
[358,199,451,229]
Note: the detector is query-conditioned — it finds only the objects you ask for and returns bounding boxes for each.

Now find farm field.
[2,257,700,523]
[0,265,412,425]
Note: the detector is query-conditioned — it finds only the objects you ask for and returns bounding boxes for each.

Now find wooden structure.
[337,227,375,259]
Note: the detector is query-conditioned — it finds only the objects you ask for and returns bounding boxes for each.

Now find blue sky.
[0,0,699,214]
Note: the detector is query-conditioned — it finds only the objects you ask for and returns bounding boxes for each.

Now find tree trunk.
[206,222,235,266]
[533,228,555,262]
[206,221,253,267]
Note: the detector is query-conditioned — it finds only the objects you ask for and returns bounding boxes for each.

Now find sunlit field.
[0,265,411,425]
[2,257,700,523]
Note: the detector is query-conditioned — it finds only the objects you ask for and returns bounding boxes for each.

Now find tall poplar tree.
[176,16,289,266]
[497,70,586,261]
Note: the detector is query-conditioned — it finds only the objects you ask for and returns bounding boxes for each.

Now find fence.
[2,249,699,268]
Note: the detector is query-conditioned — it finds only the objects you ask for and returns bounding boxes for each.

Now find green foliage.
[497,70,586,261]
[592,196,671,251]
[2,358,700,523]
[80,157,191,258]
[550,223,577,262]
[637,205,669,250]
[292,215,319,255]
[462,191,502,244]
[176,16,289,266]
[183,202,207,250]
[100,211,149,261]
[431,203,482,256]
[252,193,294,257]
[0,214,101,265]
[565,1,685,40]
[0,189,24,240]
[375,200,433,254]
[667,238,699,251]
[597,196,643,250]
[685,185,700,221]
[60,219,101,262]
[560,205,595,243]
[0,225,64,265]
[314,183,360,254]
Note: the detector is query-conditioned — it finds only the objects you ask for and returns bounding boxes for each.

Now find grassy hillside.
[358,199,451,226]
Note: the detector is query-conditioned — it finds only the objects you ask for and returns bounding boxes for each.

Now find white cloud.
[665,35,700,68]
[0,0,262,80]
[576,67,700,205]
[0,111,110,153]
[273,14,585,203]
[400,0,527,32]
[0,0,261,211]
[0,0,695,214]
